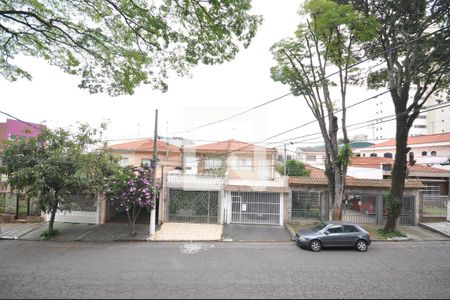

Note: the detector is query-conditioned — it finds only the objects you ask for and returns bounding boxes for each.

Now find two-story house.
[164,139,289,226]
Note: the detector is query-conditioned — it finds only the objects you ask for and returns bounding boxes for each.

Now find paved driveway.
[222,224,292,242]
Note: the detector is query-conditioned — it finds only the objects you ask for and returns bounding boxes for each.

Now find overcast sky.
[0,1,377,151]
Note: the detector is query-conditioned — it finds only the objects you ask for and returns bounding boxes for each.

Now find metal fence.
[422,195,448,217]
[0,192,41,216]
[167,190,219,224]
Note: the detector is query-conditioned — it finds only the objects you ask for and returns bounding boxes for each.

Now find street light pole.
[149,109,158,237]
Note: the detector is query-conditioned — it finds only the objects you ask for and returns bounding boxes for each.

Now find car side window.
[343,225,358,233]
[328,226,343,233]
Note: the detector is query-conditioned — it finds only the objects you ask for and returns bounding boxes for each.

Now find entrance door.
[231,192,280,225]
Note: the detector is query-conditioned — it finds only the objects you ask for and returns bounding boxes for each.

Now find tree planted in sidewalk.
[0,0,261,96]
[351,0,450,232]
[270,0,377,220]
[105,164,158,236]
[0,124,119,237]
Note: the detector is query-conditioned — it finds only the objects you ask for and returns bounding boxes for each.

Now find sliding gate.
[231,192,280,225]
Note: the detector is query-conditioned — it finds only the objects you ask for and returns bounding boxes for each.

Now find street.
[1,240,449,299]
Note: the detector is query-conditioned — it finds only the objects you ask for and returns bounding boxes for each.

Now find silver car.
[294,221,371,252]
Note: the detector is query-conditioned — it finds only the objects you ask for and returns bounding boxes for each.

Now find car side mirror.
[324,231,330,235]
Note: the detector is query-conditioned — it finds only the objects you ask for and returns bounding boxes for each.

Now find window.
[287,155,292,160]
[119,158,129,167]
[306,155,316,161]
[328,226,343,234]
[431,151,437,156]
[414,125,427,129]
[343,225,359,233]
[383,153,393,158]
[421,151,427,156]
[204,158,223,169]
[370,153,378,157]
[424,183,440,195]
[237,158,252,171]
[277,154,283,162]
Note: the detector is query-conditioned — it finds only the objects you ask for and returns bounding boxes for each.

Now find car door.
[321,225,343,247]
[342,225,360,246]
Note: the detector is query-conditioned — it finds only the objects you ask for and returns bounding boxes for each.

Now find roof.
[304,164,327,178]
[109,139,180,153]
[289,177,425,189]
[370,132,450,148]
[187,139,277,154]
[350,157,449,175]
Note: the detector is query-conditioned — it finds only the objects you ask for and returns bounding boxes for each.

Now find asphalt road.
[1,240,449,299]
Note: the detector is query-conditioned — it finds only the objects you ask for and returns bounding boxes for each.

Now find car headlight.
[299,236,307,242]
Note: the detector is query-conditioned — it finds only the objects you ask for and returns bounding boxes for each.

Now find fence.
[422,195,448,217]
[0,192,41,217]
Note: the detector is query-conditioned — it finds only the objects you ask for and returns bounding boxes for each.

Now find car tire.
[309,240,322,252]
[355,239,368,252]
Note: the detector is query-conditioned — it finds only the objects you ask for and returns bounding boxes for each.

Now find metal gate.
[231,192,280,225]
[167,189,218,223]
[383,195,415,225]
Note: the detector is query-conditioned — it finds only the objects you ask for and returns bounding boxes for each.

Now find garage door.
[231,192,280,225]
[168,189,218,223]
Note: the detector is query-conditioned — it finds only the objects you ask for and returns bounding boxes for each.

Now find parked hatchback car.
[294,221,371,252]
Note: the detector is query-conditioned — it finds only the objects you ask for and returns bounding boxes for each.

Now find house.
[287,167,425,226]
[347,156,449,222]
[348,157,450,196]
[108,138,182,178]
[0,118,45,141]
[164,139,289,226]
[355,132,450,171]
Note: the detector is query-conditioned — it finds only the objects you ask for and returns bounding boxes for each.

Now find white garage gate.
[230,192,281,225]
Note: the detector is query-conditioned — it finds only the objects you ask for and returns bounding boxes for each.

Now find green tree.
[275,160,311,177]
[0,124,119,236]
[0,0,262,96]
[351,0,450,232]
[270,0,377,220]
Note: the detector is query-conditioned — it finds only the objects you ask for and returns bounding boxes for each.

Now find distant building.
[364,88,449,141]
[0,119,45,141]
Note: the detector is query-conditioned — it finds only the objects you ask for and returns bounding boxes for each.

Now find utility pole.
[149,109,158,237]
[283,144,287,176]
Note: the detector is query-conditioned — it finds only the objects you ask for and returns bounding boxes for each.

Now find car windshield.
[312,223,328,231]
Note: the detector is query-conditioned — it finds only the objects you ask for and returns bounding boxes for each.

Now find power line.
[173,25,450,135]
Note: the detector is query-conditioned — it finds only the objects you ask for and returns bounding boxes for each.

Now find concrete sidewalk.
[1,221,450,242]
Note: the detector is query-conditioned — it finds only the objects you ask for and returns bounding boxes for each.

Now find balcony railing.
[166,174,224,189]
[226,176,288,187]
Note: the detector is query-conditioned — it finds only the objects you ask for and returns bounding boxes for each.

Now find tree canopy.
[0,0,262,95]
[270,0,377,220]
[275,160,310,177]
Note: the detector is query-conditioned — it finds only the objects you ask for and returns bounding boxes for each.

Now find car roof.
[323,221,362,226]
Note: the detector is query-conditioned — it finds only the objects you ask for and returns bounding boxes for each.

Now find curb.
[418,223,450,238]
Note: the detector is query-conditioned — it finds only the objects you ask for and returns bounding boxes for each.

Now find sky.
[0,1,376,152]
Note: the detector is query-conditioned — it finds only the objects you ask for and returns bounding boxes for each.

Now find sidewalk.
[1,221,450,242]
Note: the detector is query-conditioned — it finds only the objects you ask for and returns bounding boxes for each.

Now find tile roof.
[304,164,327,178]
[187,139,276,153]
[350,157,449,174]
[370,132,450,148]
[109,139,180,153]
[289,177,424,189]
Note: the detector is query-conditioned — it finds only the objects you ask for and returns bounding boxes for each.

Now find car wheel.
[356,239,368,252]
[309,240,322,252]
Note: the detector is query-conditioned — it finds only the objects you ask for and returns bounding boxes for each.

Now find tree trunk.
[48,192,59,231]
[384,113,409,232]
[333,170,344,221]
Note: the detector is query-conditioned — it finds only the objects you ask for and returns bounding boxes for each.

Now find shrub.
[40,228,58,239]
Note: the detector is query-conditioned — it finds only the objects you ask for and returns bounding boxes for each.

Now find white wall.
[347,167,382,179]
